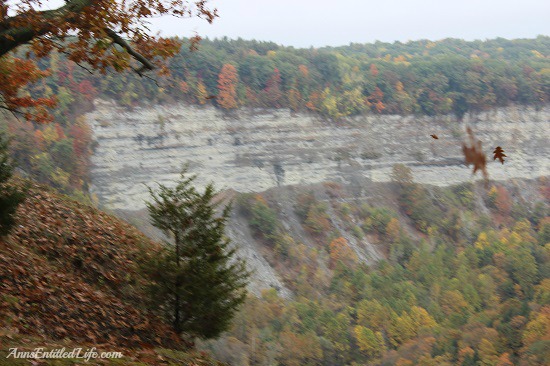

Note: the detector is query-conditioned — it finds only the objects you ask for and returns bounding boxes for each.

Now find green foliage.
[361,206,396,235]
[249,197,279,241]
[391,164,444,232]
[0,133,25,236]
[27,36,550,124]
[202,180,549,365]
[144,168,249,339]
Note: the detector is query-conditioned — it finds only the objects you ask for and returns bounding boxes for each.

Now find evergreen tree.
[144,168,249,339]
[0,133,25,236]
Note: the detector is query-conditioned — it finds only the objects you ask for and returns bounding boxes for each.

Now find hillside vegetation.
[1,36,549,365]
[195,174,550,365]
[3,36,549,203]
[0,179,224,365]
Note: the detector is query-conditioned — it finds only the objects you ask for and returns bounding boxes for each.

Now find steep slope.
[88,102,550,297]
[197,177,550,365]
[0,179,224,365]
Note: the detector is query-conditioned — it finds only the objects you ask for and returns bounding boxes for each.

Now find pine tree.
[144,168,249,339]
[0,133,25,236]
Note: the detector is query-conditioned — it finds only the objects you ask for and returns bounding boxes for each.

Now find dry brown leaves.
[462,127,489,184]
[493,146,507,164]
[0,181,181,350]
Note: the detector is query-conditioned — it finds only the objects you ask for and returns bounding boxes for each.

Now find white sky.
[148,0,550,47]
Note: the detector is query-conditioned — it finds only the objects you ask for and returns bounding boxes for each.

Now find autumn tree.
[287,84,302,112]
[0,0,217,118]
[0,55,55,122]
[217,63,239,109]
[354,325,385,358]
[144,168,249,338]
[261,68,283,107]
[195,79,208,105]
[329,236,358,269]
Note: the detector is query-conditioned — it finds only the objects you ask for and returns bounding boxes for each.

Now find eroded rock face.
[89,101,549,211]
[88,101,549,297]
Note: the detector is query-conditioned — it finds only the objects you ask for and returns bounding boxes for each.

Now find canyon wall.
[89,101,549,211]
[88,101,549,296]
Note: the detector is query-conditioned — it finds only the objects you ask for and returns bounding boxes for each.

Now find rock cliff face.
[87,101,550,296]
[89,101,549,210]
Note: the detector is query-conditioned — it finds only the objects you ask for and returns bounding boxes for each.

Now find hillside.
[0,179,224,365]
[1,35,549,365]
[194,176,550,365]
[86,101,550,297]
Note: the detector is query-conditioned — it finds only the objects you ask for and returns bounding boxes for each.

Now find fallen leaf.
[493,146,507,164]
[462,127,489,185]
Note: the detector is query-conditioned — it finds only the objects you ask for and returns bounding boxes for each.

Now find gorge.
[87,102,550,296]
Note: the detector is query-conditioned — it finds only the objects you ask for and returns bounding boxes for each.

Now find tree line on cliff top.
[1,35,548,207]
[25,35,550,121]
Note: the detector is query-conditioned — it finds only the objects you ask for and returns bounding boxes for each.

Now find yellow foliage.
[458,347,475,364]
[396,358,414,366]
[196,80,208,105]
[329,237,358,268]
[354,326,385,357]
[357,299,387,330]
[410,306,437,330]
[395,81,404,92]
[41,125,58,145]
[475,232,490,249]
[534,278,550,305]
[51,167,70,187]
[522,306,550,346]
[440,290,470,316]
[386,217,401,242]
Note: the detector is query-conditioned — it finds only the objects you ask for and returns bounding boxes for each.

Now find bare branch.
[105,28,155,73]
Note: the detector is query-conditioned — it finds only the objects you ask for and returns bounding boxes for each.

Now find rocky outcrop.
[88,101,549,211]
[87,101,550,297]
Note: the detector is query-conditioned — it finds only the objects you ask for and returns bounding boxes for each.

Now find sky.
[147,0,550,48]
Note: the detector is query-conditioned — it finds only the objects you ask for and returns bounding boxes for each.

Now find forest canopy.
[31,35,550,120]
[1,36,549,202]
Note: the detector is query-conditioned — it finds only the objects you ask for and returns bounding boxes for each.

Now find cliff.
[87,102,550,296]
[88,102,549,211]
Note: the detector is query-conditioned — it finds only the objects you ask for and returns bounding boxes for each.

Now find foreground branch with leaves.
[0,0,217,120]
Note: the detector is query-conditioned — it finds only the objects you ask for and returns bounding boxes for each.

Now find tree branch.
[0,0,95,58]
[105,28,155,74]
[0,1,155,75]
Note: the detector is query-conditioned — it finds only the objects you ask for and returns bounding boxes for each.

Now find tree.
[354,325,385,358]
[217,63,239,109]
[0,0,217,118]
[195,79,208,105]
[329,236,358,269]
[144,168,249,339]
[0,133,25,236]
[261,67,283,107]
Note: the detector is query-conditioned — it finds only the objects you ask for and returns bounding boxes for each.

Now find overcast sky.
[147,0,550,48]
